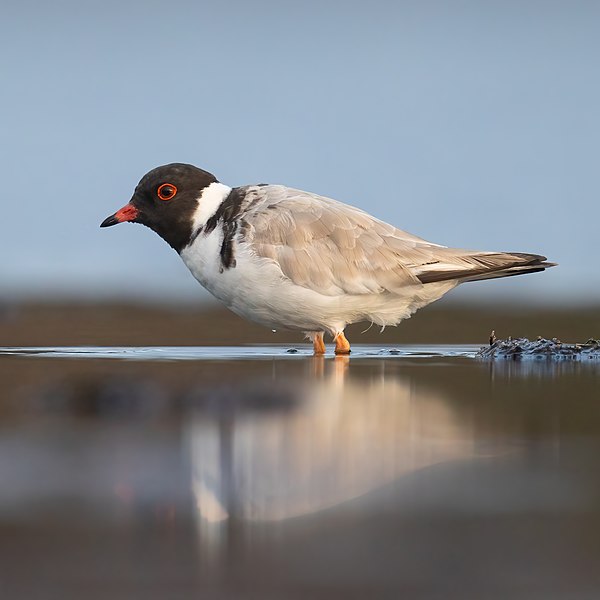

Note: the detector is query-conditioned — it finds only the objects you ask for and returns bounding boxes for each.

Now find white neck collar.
[191,182,232,232]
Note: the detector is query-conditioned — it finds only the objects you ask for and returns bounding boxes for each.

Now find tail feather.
[417,252,557,285]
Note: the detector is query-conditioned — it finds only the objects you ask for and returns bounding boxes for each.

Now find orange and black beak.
[100,203,139,228]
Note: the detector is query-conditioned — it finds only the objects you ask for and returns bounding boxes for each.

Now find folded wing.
[239,185,555,296]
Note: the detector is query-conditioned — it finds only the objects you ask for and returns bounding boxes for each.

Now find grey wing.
[239,185,551,296]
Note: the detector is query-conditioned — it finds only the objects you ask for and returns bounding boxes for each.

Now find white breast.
[180,231,345,333]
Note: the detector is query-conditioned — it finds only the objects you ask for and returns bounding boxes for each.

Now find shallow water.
[0,345,599,599]
[0,344,477,360]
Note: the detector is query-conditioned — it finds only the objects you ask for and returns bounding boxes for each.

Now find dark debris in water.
[378,348,402,355]
[477,337,600,360]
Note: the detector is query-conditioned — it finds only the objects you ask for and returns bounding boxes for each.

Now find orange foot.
[334,331,351,355]
[312,332,326,355]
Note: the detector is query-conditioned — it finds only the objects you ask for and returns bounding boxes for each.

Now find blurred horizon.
[2,300,598,348]
[1,0,598,305]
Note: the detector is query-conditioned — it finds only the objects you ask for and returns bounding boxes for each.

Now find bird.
[100,163,556,355]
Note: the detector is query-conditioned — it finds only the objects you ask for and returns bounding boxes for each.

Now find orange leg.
[312,332,326,355]
[334,331,351,355]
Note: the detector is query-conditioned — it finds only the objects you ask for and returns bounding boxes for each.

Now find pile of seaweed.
[477,334,600,360]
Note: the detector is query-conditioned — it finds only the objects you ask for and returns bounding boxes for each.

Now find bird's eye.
[157,183,177,201]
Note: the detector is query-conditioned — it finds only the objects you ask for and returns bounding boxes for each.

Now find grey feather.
[237,185,555,297]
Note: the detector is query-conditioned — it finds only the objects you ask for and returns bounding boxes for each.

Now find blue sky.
[1,0,598,304]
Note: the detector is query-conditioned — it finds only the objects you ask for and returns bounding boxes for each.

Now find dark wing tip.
[417,252,557,285]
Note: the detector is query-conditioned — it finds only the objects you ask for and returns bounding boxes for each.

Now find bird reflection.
[186,355,476,548]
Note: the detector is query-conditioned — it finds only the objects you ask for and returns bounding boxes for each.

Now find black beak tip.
[100,214,119,228]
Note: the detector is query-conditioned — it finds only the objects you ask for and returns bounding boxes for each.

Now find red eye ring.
[157,183,177,201]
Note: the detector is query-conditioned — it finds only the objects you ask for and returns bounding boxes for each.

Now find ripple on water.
[0,345,479,361]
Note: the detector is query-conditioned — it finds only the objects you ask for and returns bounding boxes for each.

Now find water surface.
[0,345,598,599]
